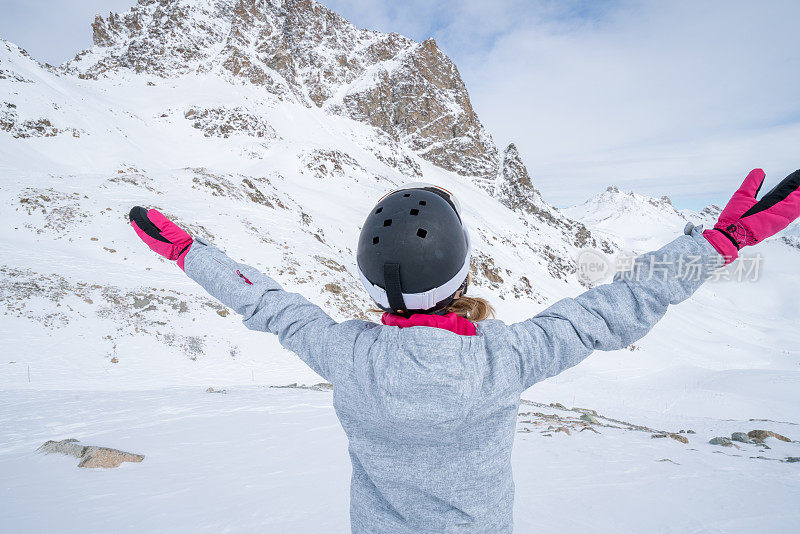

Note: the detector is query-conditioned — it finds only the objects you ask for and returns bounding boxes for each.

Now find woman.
[130,169,799,533]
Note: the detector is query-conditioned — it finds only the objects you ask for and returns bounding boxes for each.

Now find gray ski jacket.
[183,227,719,533]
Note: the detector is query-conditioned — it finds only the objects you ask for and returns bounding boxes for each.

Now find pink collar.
[381,312,476,336]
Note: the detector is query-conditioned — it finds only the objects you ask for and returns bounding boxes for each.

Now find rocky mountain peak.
[493,143,612,254]
[500,144,532,187]
[497,142,538,211]
[68,0,499,179]
[5,0,609,258]
[329,32,499,180]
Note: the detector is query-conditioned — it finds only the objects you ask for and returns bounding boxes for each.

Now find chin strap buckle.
[383,263,407,315]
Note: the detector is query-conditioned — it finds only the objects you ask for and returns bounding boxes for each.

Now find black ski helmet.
[357,183,471,316]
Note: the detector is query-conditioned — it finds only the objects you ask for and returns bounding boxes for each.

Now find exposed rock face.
[183,107,278,139]
[497,144,614,253]
[38,439,145,468]
[701,204,722,220]
[497,143,534,209]
[329,37,498,178]
[1,103,80,138]
[68,0,497,178]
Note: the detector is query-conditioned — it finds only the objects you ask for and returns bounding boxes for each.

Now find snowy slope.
[0,31,610,390]
[1,1,800,532]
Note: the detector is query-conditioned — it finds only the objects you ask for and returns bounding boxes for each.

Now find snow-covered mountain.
[563,185,721,253]
[565,184,800,255]
[2,1,799,532]
[0,3,619,389]
[68,0,500,179]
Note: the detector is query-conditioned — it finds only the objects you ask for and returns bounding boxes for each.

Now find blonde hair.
[443,296,495,322]
[368,296,496,323]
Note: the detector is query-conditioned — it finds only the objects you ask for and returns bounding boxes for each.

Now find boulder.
[709,437,734,447]
[38,439,144,468]
[731,432,752,444]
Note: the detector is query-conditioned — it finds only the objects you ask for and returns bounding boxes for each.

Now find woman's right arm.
[182,240,366,384]
[130,207,366,384]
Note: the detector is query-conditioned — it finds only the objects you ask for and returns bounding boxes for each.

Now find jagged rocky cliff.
[69,0,498,179]
[57,0,609,247]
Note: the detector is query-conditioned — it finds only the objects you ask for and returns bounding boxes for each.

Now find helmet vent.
[375,207,383,214]
[403,193,411,197]
[417,228,427,238]
[418,200,426,206]
[373,236,379,244]
[383,219,392,226]
[410,209,419,216]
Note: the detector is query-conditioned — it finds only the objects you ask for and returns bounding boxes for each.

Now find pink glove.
[704,168,800,264]
[129,207,194,271]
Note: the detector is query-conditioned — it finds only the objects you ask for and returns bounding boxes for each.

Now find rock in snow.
[580,413,600,425]
[38,439,144,468]
[708,437,735,447]
[669,434,689,444]
[748,430,792,443]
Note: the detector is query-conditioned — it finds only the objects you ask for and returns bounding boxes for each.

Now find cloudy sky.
[1,0,798,208]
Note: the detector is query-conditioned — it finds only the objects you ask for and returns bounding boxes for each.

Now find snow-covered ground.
[2,387,799,533]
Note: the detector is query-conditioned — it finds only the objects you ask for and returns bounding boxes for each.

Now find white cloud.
[2,0,798,208]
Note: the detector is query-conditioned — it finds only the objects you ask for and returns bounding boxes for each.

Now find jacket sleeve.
[182,239,361,384]
[508,226,722,390]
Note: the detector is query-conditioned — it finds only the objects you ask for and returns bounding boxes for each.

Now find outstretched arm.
[509,168,800,391]
[184,239,361,382]
[129,207,362,383]
[508,226,719,390]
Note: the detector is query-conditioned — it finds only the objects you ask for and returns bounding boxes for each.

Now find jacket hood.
[357,325,485,441]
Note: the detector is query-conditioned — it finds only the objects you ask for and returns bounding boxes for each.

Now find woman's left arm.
[506,168,800,390]
[506,226,720,390]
